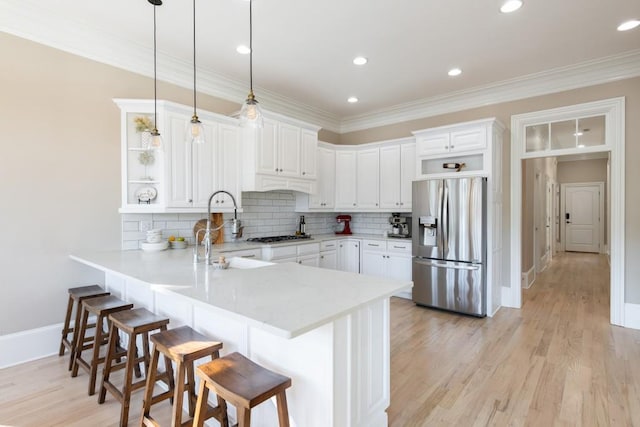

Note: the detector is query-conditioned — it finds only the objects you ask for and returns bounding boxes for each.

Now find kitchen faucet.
[196,190,243,265]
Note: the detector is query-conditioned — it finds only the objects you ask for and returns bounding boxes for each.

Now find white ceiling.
[1,0,639,133]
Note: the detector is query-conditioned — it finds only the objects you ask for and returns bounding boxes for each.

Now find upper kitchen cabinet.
[296,143,335,211]
[415,122,487,157]
[335,148,380,210]
[242,111,320,194]
[379,140,415,211]
[115,99,242,213]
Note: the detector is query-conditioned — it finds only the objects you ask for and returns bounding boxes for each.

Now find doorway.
[509,97,625,326]
[561,182,604,253]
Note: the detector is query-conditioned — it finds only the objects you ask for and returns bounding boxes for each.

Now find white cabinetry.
[115,98,241,213]
[261,242,320,267]
[166,110,241,210]
[243,112,320,194]
[296,144,335,211]
[337,239,360,273]
[413,118,505,315]
[319,240,338,269]
[361,239,412,299]
[379,142,415,211]
[335,150,358,209]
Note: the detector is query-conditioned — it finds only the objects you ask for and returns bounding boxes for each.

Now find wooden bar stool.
[71,295,134,395]
[59,285,110,370]
[193,352,292,427]
[98,308,170,427]
[140,325,227,427]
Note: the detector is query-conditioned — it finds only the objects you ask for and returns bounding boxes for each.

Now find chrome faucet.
[195,190,243,265]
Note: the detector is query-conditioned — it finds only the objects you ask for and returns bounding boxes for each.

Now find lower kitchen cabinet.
[319,240,338,269]
[361,239,412,282]
[262,242,321,267]
[337,239,360,273]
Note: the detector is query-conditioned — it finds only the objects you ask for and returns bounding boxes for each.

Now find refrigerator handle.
[442,183,449,255]
[414,258,480,271]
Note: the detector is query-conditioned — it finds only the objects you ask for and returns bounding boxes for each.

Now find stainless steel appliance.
[388,213,411,238]
[247,235,312,243]
[412,177,487,317]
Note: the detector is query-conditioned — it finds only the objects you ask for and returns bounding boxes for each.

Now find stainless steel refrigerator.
[412,177,487,317]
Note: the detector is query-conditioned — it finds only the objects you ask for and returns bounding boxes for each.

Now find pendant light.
[149,0,163,150]
[188,0,205,144]
[239,0,264,128]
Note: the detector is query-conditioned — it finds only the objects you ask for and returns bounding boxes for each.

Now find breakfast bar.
[71,249,412,427]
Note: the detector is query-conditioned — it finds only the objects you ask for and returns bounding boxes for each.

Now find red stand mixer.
[335,215,352,235]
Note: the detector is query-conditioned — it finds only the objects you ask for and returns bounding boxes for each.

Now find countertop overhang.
[70,249,412,339]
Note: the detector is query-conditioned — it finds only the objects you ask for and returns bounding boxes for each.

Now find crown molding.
[339,50,640,133]
[2,0,639,135]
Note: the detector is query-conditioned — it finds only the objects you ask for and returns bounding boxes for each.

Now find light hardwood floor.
[1,253,639,426]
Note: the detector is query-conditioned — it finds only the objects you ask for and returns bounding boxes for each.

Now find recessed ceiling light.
[236,45,250,54]
[353,56,368,66]
[347,96,359,103]
[500,0,523,13]
[448,68,462,77]
[617,20,640,31]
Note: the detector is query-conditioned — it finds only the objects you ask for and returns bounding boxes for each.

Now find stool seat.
[59,285,109,367]
[193,352,292,427]
[71,295,133,396]
[99,308,170,427]
[141,326,226,427]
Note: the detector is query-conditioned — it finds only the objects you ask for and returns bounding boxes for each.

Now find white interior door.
[564,183,602,253]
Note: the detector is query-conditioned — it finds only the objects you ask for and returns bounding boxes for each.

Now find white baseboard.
[0,323,63,369]
[624,303,640,330]
[522,266,536,289]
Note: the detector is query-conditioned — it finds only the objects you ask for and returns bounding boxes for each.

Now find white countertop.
[70,249,412,339]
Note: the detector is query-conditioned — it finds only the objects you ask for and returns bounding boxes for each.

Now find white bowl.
[141,241,168,252]
[147,236,163,243]
[170,240,187,249]
[212,261,230,270]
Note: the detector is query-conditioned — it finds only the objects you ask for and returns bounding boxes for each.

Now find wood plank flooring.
[1,252,639,426]
[388,252,640,426]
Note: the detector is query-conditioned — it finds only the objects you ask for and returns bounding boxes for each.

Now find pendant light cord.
[153,4,158,131]
[192,0,197,116]
[249,0,253,94]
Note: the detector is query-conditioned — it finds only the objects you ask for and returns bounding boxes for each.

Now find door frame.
[508,97,625,326]
[560,182,605,253]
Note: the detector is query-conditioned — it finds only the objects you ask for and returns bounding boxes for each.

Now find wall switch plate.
[139,220,153,232]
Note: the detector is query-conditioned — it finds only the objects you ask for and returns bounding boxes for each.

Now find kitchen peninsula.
[71,249,411,427]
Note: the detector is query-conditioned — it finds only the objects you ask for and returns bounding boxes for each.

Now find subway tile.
[122,222,139,232]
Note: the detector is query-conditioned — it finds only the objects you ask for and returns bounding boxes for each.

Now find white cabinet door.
[256,118,278,175]
[450,127,486,153]
[191,120,217,208]
[386,254,412,281]
[298,254,320,267]
[278,122,301,177]
[166,112,193,208]
[361,250,386,277]
[216,123,241,207]
[335,150,357,209]
[379,145,401,209]
[356,148,380,209]
[400,143,416,209]
[301,129,318,179]
[319,251,337,269]
[416,133,450,156]
[310,147,335,208]
[337,240,360,273]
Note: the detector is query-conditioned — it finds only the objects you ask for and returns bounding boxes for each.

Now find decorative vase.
[140,130,152,149]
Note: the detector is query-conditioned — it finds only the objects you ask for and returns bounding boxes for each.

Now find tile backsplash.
[122,191,405,249]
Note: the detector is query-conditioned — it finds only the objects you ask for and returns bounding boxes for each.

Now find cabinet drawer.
[297,242,320,256]
[263,245,297,260]
[221,248,262,259]
[320,240,338,251]
[362,239,385,252]
[386,240,412,253]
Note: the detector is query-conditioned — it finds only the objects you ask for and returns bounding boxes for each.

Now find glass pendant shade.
[150,128,163,150]
[188,115,206,144]
[240,92,264,128]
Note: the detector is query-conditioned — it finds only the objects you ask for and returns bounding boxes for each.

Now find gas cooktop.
[247,235,312,244]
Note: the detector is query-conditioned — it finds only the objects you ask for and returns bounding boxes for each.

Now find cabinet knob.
[353,203,356,206]
[376,203,378,206]
[298,260,302,264]
[188,199,193,203]
[275,168,279,172]
[400,202,404,206]
[321,255,324,259]
[280,168,283,172]
[396,202,399,206]
[355,245,358,248]
[302,171,306,175]
[450,145,454,149]
[215,200,220,204]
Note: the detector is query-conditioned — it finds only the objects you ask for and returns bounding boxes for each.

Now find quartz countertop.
[70,249,412,339]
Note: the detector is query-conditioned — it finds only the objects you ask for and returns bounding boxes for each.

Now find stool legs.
[276,392,290,427]
[59,294,74,356]
[140,345,175,426]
